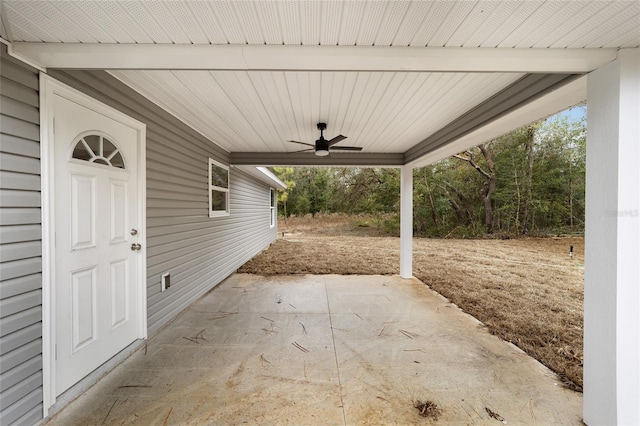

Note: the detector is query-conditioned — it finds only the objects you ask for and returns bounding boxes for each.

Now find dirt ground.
[238,214,584,390]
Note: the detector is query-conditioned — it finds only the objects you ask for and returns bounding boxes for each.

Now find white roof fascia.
[408,76,587,169]
[10,43,617,73]
[235,166,286,190]
[2,40,47,72]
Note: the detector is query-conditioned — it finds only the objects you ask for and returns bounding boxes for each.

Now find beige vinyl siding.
[0,45,44,426]
[48,70,277,335]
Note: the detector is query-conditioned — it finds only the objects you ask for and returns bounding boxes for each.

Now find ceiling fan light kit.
[286,122,362,156]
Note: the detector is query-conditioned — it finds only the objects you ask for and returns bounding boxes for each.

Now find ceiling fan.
[287,123,363,157]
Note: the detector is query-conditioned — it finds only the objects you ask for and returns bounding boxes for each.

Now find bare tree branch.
[453,149,493,180]
[452,144,497,233]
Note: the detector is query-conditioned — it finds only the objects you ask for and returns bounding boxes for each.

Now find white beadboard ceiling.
[110,70,524,154]
[2,0,638,48]
[2,1,639,164]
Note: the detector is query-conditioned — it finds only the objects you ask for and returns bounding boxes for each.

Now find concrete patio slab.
[45,274,582,425]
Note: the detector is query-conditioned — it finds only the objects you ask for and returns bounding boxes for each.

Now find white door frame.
[40,74,147,415]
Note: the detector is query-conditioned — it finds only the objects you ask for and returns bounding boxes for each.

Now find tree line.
[273,106,586,237]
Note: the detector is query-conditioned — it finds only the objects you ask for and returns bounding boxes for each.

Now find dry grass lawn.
[238,214,584,391]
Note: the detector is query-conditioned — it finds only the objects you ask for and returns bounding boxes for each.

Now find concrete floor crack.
[324,276,348,426]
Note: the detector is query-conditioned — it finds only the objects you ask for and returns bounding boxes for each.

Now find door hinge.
[53,117,55,135]
[55,344,57,360]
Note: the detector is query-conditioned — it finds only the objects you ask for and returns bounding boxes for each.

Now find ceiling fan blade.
[288,148,314,153]
[330,146,363,151]
[327,135,347,146]
[287,140,315,147]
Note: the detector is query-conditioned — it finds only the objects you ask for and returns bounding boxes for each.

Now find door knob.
[130,243,142,251]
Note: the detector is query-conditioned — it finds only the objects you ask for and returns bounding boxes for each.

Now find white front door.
[51,85,145,395]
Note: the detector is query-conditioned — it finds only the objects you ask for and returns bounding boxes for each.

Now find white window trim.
[209,158,230,217]
[270,187,276,228]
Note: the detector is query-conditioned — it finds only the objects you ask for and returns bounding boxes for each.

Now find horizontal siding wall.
[146,168,276,329]
[0,46,44,426]
[48,70,277,335]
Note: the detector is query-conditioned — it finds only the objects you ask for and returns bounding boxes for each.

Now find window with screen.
[209,158,229,217]
[270,188,276,228]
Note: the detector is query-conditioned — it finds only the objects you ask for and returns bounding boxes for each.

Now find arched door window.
[71,133,125,169]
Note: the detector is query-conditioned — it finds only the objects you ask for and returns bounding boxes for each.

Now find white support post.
[584,48,640,426]
[400,165,413,279]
